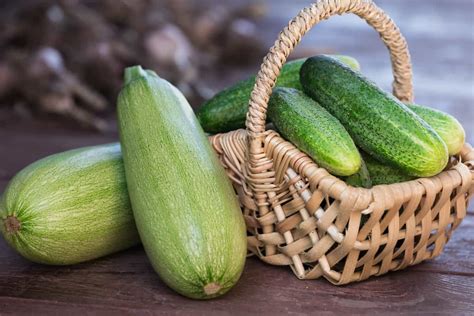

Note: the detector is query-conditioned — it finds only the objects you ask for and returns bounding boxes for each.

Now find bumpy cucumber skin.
[268,88,361,176]
[117,66,246,300]
[363,153,415,185]
[197,55,360,134]
[407,103,465,155]
[301,55,448,177]
[344,158,372,188]
[0,143,139,265]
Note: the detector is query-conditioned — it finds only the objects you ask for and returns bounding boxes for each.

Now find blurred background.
[0,0,472,141]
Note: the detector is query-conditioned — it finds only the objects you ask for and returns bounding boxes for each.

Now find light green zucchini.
[117,66,246,299]
[0,143,139,265]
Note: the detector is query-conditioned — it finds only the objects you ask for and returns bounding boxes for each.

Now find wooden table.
[1,0,473,314]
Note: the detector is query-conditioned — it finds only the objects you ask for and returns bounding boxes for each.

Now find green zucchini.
[301,55,448,177]
[117,66,246,299]
[344,158,372,188]
[406,103,465,155]
[197,55,360,134]
[363,153,415,185]
[0,143,139,265]
[268,87,361,176]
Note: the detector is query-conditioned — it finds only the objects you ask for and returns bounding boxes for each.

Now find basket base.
[210,129,474,284]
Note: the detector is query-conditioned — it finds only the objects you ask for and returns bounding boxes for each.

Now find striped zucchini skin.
[268,88,361,176]
[117,66,246,299]
[301,55,449,177]
[0,143,139,265]
[197,55,360,134]
[407,103,465,155]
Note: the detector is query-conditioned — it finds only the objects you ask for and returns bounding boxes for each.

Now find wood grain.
[0,123,117,180]
[0,241,473,315]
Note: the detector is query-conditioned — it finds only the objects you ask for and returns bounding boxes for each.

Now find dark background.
[0,0,472,142]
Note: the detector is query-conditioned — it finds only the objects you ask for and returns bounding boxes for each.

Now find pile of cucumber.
[198,54,465,187]
[0,55,465,300]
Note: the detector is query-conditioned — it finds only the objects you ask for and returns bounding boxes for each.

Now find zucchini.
[344,158,372,188]
[406,103,465,155]
[363,153,415,185]
[268,87,361,176]
[197,55,360,134]
[0,143,139,265]
[117,66,246,299]
[301,55,448,177]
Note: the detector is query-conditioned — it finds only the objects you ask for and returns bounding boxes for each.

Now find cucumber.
[268,87,361,176]
[332,55,361,71]
[363,153,415,185]
[0,143,139,265]
[301,55,448,177]
[117,66,246,299]
[344,158,372,188]
[197,55,360,134]
[406,103,465,155]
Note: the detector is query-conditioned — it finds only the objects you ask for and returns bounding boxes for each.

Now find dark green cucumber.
[268,88,361,176]
[363,153,415,185]
[301,55,448,177]
[118,66,246,299]
[0,143,139,265]
[344,158,372,188]
[197,55,360,133]
[406,103,465,155]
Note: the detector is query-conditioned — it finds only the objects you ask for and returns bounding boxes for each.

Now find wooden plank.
[410,214,474,275]
[0,297,152,316]
[0,122,117,180]
[0,216,472,314]
[0,180,7,192]
[0,251,472,314]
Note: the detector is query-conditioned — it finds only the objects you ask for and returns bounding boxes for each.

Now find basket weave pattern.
[209,0,474,284]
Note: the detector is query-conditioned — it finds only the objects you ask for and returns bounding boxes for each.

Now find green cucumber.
[268,87,361,176]
[406,103,465,155]
[363,153,415,185]
[0,143,139,265]
[197,55,360,134]
[117,66,246,299]
[301,55,448,177]
[331,55,361,71]
[344,158,372,188]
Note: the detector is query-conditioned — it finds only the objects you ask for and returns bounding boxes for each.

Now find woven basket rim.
[212,129,474,214]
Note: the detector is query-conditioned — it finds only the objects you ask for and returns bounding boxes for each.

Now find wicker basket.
[208,0,474,285]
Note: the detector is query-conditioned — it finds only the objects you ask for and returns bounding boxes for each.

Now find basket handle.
[245,0,414,156]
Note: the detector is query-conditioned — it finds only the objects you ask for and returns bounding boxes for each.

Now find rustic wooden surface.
[0,0,473,314]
